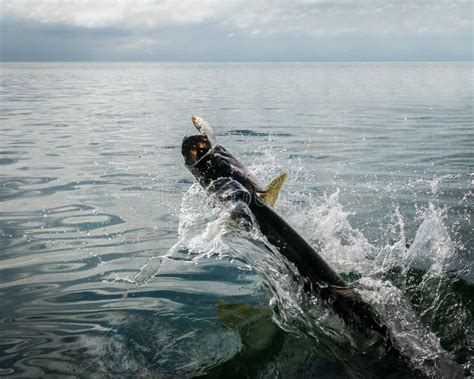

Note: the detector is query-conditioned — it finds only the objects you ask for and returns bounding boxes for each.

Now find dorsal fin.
[260,172,288,207]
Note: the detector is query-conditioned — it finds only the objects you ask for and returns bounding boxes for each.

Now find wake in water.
[115,150,471,378]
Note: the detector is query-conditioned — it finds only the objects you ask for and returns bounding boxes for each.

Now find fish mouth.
[181,134,213,167]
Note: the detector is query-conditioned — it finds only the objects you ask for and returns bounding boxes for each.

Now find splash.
[123,151,470,376]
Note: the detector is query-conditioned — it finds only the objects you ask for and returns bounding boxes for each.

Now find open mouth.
[182,135,213,167]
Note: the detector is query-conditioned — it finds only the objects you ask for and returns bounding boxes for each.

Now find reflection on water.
[0,62,472,377]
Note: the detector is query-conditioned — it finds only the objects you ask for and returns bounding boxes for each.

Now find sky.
[1,0,473,61]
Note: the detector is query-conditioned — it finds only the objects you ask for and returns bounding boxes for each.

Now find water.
[0,62,472,378]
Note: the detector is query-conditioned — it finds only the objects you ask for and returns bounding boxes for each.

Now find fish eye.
[197,147,208,156]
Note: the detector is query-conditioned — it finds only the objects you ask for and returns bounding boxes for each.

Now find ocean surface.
[0,62,472,378]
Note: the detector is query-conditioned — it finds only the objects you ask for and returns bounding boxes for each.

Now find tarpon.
[181,116,398,354]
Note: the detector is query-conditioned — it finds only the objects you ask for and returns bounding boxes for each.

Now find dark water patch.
[0,234,36,254]
[100,151,139,157]
[42,204,96,215]
[49,291,125,304]
[2,111,35,117]
[0,151,25,156]
[288,153,329,160]
[0,158,21,165]
[28,122,51,127]
[0,175,56,189]
[121,186,153,192]
[101,172,147,179]
[308,185,323,194]
[39,257,102,274]
[244,151,265,157]
[222,129,292,137]
[414,116,435,120]
[55,213,124,230]
[157,263,255,285]
[94,112,121,118]
[9,141,36,145]
[295,112,322,117]
[388,268,474,367]
[14,283,62,297]
[0,180,108,202]
[0,268,32,284]
[177,178,193,184]
[36,166,65,171]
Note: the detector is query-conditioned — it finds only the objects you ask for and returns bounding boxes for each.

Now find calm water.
[0,62,472,378]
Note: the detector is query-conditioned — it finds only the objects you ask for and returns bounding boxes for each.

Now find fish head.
[181,134,212,167]
[181,134,232,185]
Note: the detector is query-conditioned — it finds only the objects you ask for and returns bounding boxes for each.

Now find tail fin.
[260,172,288,207]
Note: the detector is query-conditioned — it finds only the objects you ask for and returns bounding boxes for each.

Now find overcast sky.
[1,0,472,61]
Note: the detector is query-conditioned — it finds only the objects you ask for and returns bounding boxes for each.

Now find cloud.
[3,0,472,35]
[1,0,230,28]
[1,0,472,61]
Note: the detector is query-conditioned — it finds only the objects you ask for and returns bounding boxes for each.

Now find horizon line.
[1,59,473,64]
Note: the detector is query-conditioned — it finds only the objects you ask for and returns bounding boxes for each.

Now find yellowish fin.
[333,287,355,297]
[260,172,288,207]
[216,302,272,329]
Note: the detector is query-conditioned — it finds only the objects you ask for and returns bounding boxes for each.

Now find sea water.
[0,62,472,377]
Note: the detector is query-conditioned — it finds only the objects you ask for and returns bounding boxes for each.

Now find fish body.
[181,125,398,354]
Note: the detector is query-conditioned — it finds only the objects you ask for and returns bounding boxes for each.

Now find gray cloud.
[1,0,472,61]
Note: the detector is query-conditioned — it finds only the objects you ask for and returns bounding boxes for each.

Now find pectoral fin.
[216,302,273,329]
[333,287,355,298]
[260,172,288,207]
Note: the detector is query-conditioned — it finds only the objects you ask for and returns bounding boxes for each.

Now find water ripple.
[0,62,472,377]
